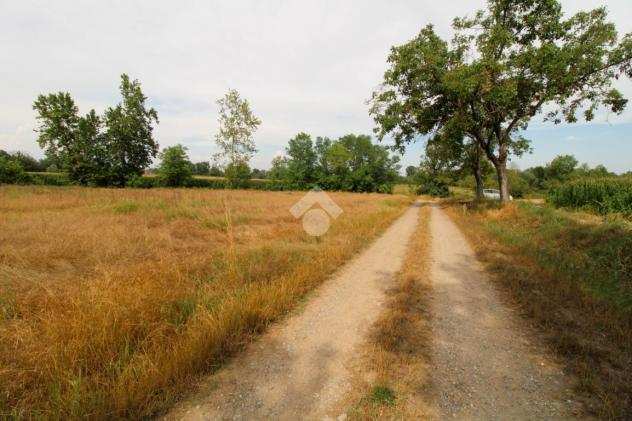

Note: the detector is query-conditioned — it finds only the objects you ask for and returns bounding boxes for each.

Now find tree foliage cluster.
[431,152,618,198]
[270,133,401,193]
[33,74,159,186]
[371,0,632,202]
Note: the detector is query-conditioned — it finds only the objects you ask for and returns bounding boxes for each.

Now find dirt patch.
[428,205,587,419]
[163,204,421,420]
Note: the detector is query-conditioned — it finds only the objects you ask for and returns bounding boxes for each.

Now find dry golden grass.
[347,204,434,420]
[0,186,412,419]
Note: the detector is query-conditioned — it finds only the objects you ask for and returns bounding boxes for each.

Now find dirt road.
[428,205,585,420]
[164,204,420,420]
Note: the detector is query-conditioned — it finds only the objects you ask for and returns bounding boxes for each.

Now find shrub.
[224,162,251,188]
[126,175,159,188]
[28,172,70,186]
[549,177,632,215]
[412,171,450,197]
[0,156,27,184]
[157,145,193,187]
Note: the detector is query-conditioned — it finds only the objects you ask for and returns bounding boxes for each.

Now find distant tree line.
[268,133,400,193]
[145,132,400,192]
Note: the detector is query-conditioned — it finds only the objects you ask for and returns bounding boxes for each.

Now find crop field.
[549,177,632,216]
[0,186,411,419]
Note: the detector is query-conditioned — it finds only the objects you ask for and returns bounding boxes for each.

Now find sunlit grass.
[0,185,412,419]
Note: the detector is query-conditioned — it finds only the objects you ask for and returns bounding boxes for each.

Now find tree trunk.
[496,161,511,203]
[474,163,484,200]
[472,145,484,200]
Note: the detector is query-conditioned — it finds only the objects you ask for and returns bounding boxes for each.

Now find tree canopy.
[371,0,632,201]
[33,74,159,186]
[273,133,400,193]
[157,144,193,187]
[213,89,261,169]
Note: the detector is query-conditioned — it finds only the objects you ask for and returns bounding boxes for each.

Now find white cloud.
[1,0,631,170]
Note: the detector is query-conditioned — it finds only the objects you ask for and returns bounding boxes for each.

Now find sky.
[1,0,631,173]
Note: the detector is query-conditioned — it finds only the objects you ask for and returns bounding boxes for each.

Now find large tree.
[285,132,317,186]
[104,74,159,186]
[33,93,109,185]
[370,0,632,202]
[33,74,158,186]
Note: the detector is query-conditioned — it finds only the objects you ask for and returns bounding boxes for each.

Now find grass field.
[0,186,412,419]
[446,202,632,419]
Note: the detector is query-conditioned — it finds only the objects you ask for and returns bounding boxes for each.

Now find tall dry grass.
[0,186,411,419]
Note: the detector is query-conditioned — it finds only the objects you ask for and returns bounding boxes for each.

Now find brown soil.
[428,205,587,420]
[163,204,421,420]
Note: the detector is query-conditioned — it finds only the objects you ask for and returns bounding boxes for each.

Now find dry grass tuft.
[347,204,435,420]
[445,201,632,420]
[0,186,412,419]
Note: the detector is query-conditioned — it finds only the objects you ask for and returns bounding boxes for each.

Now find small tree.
[268,156,289,181]
[157,144,193,187]
[547,154,578,182]
[224,161,251,188]
[213,90,261,176]
[192,161,211,175]
[371,1,632,202]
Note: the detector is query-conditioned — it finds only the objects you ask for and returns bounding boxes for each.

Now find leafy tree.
[213,89,261,169]
[424,130,489,199]
[547,154,578,182]
[268,156,289,180]
[0,155,27,184]
[192,161,211,175]
[9,152,42,172]
[224,161,251,188]
[250,168,268,179]
[285,132,317,186]
[33,94,110,185]
[412,156,450,197]
[209,165,223,177]
[33,74,158,186]
[371,1,632,202]
[157,144,193,187]
[104,74,159,186]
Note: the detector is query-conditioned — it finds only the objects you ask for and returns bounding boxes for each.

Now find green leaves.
[32,74,159,186]
[213,89,261,168]
[157,144,193,187]
[370,0,632,202]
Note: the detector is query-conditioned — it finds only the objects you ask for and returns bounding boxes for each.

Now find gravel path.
[428,205,586,420]
[164,204,420,421]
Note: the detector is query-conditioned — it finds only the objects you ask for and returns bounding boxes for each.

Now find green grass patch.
[369,385,396,406]
[112,201,139,214]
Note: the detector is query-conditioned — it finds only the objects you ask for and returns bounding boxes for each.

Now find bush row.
[2,171,395,194]
[548,177,632,215]
[126,175,291,191]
